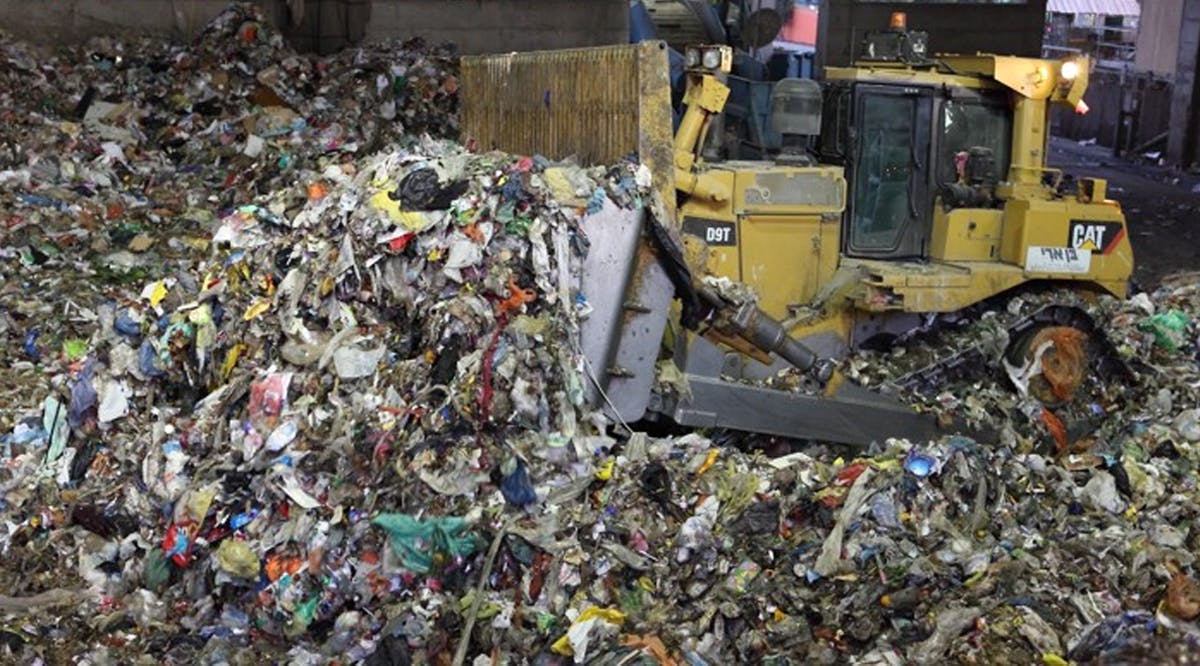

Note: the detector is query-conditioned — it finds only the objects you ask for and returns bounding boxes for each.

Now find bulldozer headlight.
[1060,60,1079,81]
[684,45,732,73]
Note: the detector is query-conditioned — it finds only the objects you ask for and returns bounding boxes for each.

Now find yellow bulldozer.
[459,17,1135,446]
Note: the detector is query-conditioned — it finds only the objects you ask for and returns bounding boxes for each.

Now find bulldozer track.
[891,301,1137,401]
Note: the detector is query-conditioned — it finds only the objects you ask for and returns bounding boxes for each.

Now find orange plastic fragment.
[463,223,484,243]
[265,555,304,582]
[620,634,678,666]
[1041,408,1069,452]
[497,276,536,315]
[307,182,329,201]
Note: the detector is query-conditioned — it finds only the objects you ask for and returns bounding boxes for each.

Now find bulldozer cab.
[818,38,1015,260]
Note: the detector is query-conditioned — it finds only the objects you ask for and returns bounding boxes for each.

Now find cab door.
[844,85,934,259]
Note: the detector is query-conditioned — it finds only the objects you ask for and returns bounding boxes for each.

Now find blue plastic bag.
[68,361,97,429]
[139,340,166,377]
[501,458,537,507]
[114,309,142,337]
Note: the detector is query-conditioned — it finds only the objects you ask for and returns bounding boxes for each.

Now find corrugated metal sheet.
[461,41,676,209]
[1047,0,1139,17]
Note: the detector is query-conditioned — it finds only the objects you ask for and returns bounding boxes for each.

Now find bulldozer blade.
[667,373,950,448]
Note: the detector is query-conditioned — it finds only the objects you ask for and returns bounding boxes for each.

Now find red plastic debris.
[834,461,869,487]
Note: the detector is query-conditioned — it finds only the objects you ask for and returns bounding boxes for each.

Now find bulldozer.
[459,16,1135,447]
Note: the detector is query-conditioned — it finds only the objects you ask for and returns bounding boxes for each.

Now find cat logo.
[1068,220,1124,255]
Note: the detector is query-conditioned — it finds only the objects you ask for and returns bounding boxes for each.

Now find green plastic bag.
[1139,309,1191,351]
[371,513,479,574]
[143,548,172,591]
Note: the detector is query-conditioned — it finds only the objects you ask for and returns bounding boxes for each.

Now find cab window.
[937,96,1012,186]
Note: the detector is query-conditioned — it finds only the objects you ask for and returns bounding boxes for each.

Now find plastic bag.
[248,372,292,432]
[214,539,261,579]
[1139,310,1191,351]
[392,168,467,210]
[371,513,479,575]
[332,346,385,380]
[501,458,537,507]
[68,361,97,429]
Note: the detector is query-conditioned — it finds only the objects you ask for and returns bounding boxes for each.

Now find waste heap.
[0,0,457,316]
[5,4,1200,665]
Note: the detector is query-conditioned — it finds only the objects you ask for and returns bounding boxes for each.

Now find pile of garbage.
[0,125,660,662]
[0,1,458,309]
[5,3,1200,664]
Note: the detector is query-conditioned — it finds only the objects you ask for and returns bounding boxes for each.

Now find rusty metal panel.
[461,41,675,211]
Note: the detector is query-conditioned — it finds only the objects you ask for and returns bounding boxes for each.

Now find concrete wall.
[0,0,628,54]
[285,0,370,54]
[0,0,250,42]
[1136,0,1185,76]
[816,0,1049,72]
[366,0,628,54]
[1167,0,1200,166]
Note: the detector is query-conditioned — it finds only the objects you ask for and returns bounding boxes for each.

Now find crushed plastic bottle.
[265,420,298,452]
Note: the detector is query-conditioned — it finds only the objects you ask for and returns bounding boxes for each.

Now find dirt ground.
[1048,136,1200,290]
